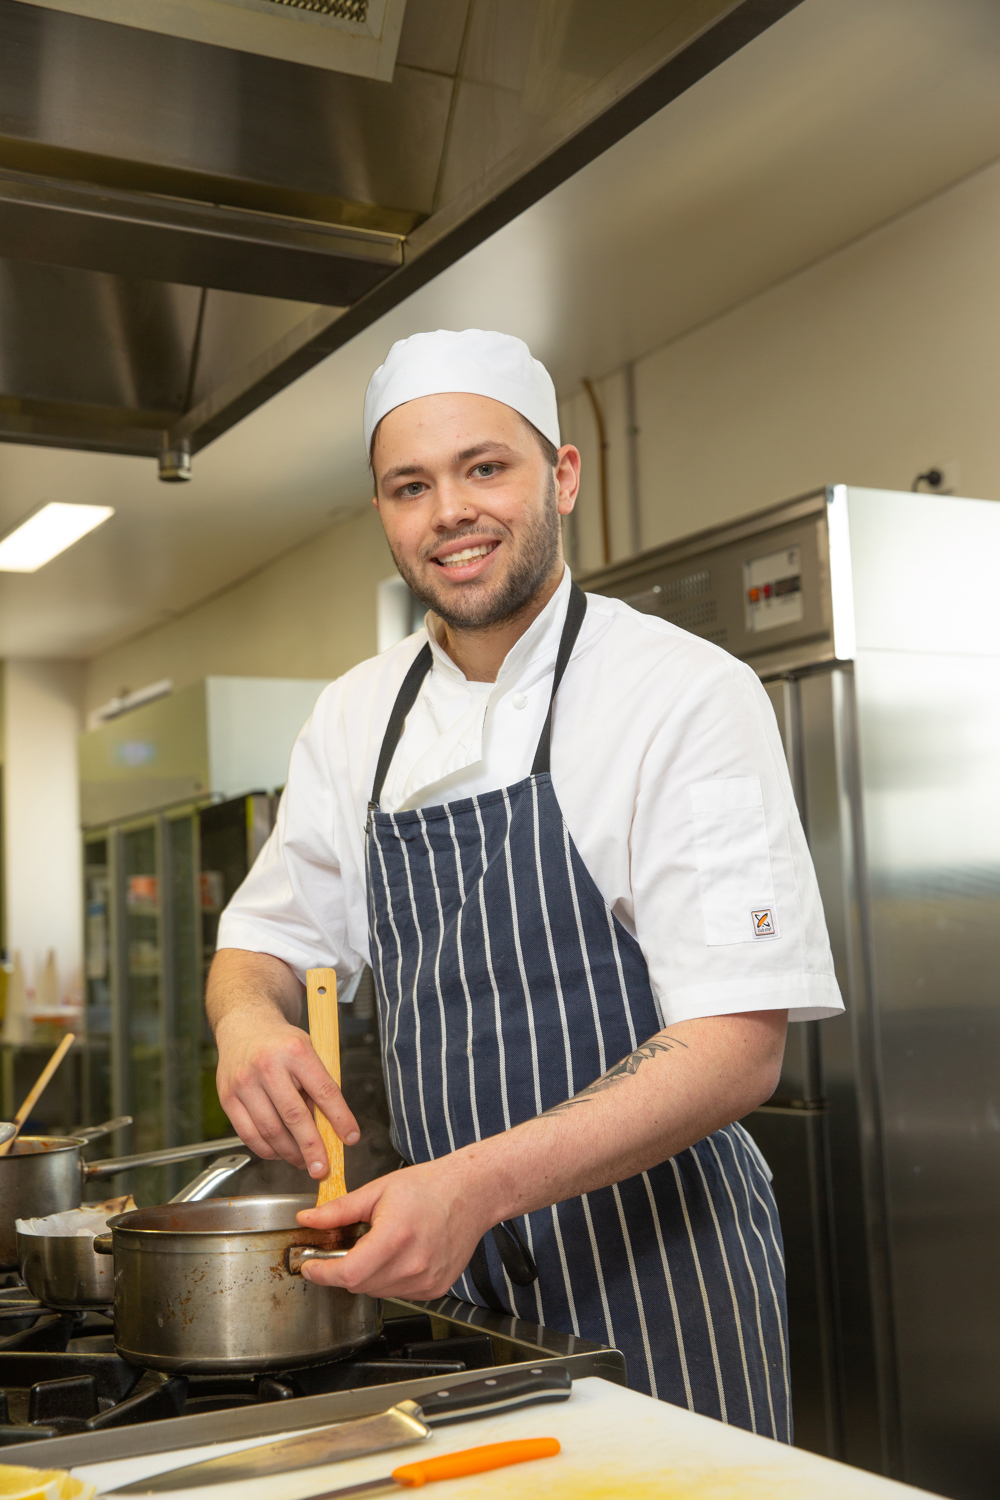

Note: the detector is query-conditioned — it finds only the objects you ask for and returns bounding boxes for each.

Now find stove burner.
[0,1301,495,1443]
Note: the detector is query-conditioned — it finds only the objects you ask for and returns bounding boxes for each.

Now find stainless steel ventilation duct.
[0,0,804,469]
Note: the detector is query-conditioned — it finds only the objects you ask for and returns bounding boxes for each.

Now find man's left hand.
[295,1160,491,1299]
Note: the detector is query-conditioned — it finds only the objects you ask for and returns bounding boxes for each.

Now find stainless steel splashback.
[584,486,1000,1499]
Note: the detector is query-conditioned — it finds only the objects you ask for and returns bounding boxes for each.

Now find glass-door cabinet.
[82,838,113,1132]
[84,811,200,1201]
[81,795,275,1203]
[121,821,162,1176]
[197,796,273,1139]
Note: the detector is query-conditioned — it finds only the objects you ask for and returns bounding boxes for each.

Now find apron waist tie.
[469,1218,538,1312]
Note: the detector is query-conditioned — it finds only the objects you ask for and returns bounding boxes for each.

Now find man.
[209,328,842,1438]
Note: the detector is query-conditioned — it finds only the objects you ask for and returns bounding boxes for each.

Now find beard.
[389,473,562,631]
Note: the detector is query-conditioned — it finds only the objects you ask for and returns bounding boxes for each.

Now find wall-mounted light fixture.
[0,502,114,572]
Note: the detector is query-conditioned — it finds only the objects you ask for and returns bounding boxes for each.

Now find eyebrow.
[379,441,520,486]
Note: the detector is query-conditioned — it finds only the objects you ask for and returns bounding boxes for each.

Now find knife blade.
[297,1437,561,1500]
[103,1368,572,1495]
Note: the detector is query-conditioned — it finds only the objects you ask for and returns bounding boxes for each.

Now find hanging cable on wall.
[582,378,611,566]
[623,362,642,556]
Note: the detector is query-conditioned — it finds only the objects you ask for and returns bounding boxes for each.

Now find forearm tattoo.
[540,1034,688,1119]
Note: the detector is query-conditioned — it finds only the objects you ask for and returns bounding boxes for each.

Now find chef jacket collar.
[389,568,573,811]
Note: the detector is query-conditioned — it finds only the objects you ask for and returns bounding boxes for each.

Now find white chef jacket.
[219,567,843,1026]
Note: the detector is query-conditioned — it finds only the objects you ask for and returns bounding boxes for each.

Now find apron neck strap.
[369,642,432,811]
[368,580,588,810]
[531,581,587,777]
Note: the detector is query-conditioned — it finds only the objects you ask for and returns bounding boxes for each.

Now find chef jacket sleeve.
[629,652,843,1026]
[216,680,367,990]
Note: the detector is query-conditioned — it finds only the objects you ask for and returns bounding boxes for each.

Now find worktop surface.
[72,1377,940,1500]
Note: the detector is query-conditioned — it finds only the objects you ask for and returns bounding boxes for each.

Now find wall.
[2,660,84,1003]
[85,155,1000,693]
[84,503,391,713]
[561,156,1000,571]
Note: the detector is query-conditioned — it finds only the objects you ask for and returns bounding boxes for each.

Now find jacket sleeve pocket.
[689,777,776,946]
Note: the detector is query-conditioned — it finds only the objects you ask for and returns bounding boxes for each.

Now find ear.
[555,445,581,515]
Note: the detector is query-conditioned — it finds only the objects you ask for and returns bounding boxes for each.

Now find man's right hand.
[208,949,360,1177]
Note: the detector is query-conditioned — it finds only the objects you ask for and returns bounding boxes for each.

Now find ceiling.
[3,0,1000,659]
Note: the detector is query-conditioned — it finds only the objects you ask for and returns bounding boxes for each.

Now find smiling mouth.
[433,541,499,569]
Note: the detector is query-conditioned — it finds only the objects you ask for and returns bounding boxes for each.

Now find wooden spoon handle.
[306,968,346,1205]
[0,1032,76,1157]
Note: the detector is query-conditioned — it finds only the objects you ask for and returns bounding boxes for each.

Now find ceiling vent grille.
[265,0,369,16]
[23,0,404,78]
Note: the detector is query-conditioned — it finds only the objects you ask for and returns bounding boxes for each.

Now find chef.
[208,328,843,1439]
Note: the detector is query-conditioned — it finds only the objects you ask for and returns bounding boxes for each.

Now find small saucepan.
[0,1117,243,1268]
[94,1194,379,1373]
[17,1152,251,1311]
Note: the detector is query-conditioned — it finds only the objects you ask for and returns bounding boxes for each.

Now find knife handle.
[392,1437,560,1487]
[418,1366,571,1427]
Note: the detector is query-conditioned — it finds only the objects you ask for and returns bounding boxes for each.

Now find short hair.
[521,415,559,468]
[369,411,559,475]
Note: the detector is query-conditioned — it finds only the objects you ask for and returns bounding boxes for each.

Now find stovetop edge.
[0,1352,626,1470]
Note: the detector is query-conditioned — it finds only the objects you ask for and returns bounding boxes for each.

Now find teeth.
[439,543,495,567]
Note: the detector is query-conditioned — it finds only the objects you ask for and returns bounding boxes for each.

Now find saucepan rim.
[103,1193,368,1242]
[0,1135,92,1157]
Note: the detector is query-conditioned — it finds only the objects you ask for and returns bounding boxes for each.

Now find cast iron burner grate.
[0,1301,495,1443]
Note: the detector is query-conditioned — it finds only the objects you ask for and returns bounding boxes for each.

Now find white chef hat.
[364,328,560,455]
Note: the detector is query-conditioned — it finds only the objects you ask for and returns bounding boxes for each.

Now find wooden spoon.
[306,968,346,1205]
[0,1032,76,1157]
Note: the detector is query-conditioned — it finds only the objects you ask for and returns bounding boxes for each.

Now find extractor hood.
[0,0,803,473]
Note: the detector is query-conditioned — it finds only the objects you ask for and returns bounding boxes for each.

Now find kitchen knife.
[103,1368,572,1495]
[296,1437,561,1499]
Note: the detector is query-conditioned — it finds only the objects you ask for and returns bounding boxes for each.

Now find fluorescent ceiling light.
[0,502,114,573]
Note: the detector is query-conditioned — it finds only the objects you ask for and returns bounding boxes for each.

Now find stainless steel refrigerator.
[584,485,1000,1500]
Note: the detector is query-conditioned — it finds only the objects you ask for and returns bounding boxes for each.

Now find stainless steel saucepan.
[16,1152,252,1310]
[0,1117,243,1268]
[0,1114,132,1266]
[94,1194,380,1373]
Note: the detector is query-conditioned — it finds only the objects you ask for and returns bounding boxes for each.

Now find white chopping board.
[71,1377,943,1500]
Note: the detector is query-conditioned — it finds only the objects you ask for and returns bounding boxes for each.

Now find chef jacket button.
[512,692,527,709]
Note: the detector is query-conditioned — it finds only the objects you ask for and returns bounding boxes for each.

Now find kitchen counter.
[72,1377,940,1500]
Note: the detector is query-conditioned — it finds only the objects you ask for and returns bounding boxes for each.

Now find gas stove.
[0,1278,624,1471]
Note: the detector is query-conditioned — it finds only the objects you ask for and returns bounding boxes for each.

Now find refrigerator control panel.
[583,490,837,673]
[744,546,804,633]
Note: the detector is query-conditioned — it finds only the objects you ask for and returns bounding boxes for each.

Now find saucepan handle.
[75,1115,133,1146]
[93,1233,114,1256]
[83,1136,244,1181]
[286,1246,351,1275]
[169,1152,251,1204]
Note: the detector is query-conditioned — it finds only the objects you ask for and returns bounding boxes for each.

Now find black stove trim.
[0,1298,625,1469]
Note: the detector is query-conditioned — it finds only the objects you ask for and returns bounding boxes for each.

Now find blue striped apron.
[365,583,791,1437]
